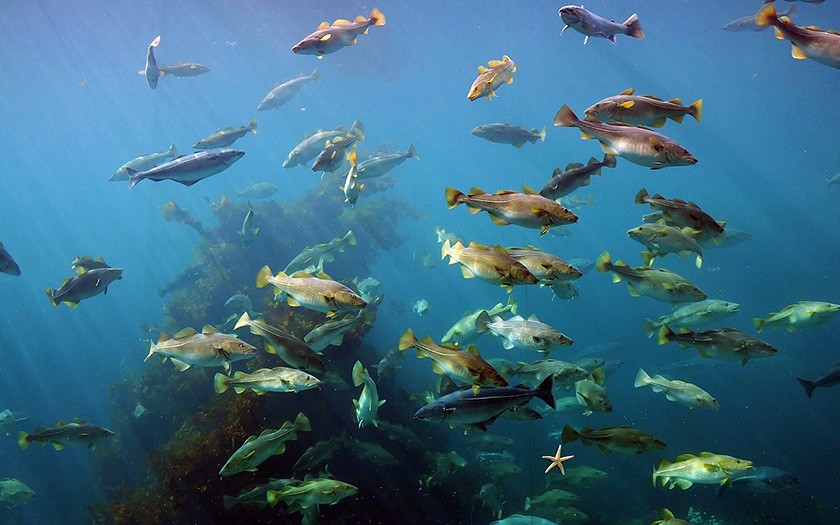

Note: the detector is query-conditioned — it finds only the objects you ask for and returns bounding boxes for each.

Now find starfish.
[542,443,574,475]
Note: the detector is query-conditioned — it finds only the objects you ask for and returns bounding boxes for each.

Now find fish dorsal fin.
[668,98,682,105]
[477,65,488,74]
[619,87,634,96]
[508,315,525,322]
[640,94,662,101]
[332,19,351,26]
[487,59,504,68]
[202,325,220,334]
[465,344,481,357]
[315,271,332,280]
[291,271,313,278]
[565,162,584,170]
[469,186,486,195]
[173,327,198,339]
[317,21,329,30]
[157,333,171,342]
[354,15,367,23]
[674,453,697,462]
[521,185,539,195]
[591,366,606,385]
[527,314,541,322]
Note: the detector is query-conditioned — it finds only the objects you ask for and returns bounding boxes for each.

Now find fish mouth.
[558,7,581,22]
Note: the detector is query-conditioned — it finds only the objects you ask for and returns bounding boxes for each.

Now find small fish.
[0,478,35,508]
[658,325,778,365]
[558,5,644,44]
[238,207,259,246]
[257,69,321,111]
[46,267,123,308]
[506,246,582,284]
[446,186,578,235]
[826,172,840,188]
[723,3,797,32]
[513,359,588,388]
[312,135,360,174]
[284,230,356,275]
[235,182,279,199]
[144,325,257,373]
[585,88,701,128]
[356,144,419,179]
[471,123,546,148]
[753,301,840,332]
[0,242,21,276]
[342,150,364,205]
[468,55,516,101]
[596,252,707,305]
[214,367,321,395]
[539,154,616,200]
[234,312,325,373]
[756,3,840,69]
[412,299,430,316]
[477,482,505,520]
[653,452,753,490]
[293,433,350,473]
[561,424,666,455]
[292,8,386,58]
[133,403,147,418]
[642,299,740,338]
[376,420,425,450]
[127,149,245,188]
[159,61,210,77]
[70,255,111,275]
[18,419,114,450]
[143,36,162,89]
[477,313,573,354]
[634,369,719,410]
[627,223,703,268]
[554,104,697,169]
[283,121,364,168]
[193,119,257,149]
[256,265,367,317]
[352,360,385,428]
[109,144,178,182]
[219,413,311,476]
[797,362,840,398]
[348,439,399,466]
[441,240,538,292]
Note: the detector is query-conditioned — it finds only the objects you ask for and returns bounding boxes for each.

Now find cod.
[219,413,311,476]
[596,252,706,305]
[446,186,577,235]
[441,240,538,292]
[256,265,367,317]
[658,325,778,365]
[653,452,753,490]
[235,312,325,373]
[144,325,256,373]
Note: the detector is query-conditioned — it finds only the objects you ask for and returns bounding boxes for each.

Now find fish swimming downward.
[352,360,385,428]
[467,55,516,101]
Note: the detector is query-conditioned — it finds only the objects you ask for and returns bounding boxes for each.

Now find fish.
[653,452,753,490]
[634,369,719,410]
[312,135,360,174]
[561,424,666,455]
[652,508,691,525]
[491,515,558,525]
[554,105,697,169]
[525,488,579,510]
[352,360,385,428]
[441,240,539,292]
[109,144,178,181]
[292,8,385,58]
[413,376,555,432]
[635,189,724,236]
[466,434,514,453]
[304,310,369,352]
[0,478,35,508]
[127,149,245,188]
[506,246,583,283]
[574,368,612,415]
[512,359,588,388]
[223,478,296,510]
[471,123,546,148]
[283,230,356,275]
[627,223,703,268]
[45,267,123,308]
[348,439,399,466]
[412,299,430,316]
[753,301,840,332]
[558,5,644,44]
[584,88,702,128]
[342,150,364,205]
[257,69,321,111]
[265,476,358,514]
[596,252,707,305]
[797,362,840,398]
[642,299,740,337]
[238,207,259,246]
[234,312,325,373]
[560,194,595,209]
[219,412,311,476]
[144,325,257,373]
[70,255,111,275]
[827,172,840,188]
[214,367,321,395]
[0,242,21,276]
[658,325,778,365]
[723,3,797,32]
[18,419,114,450]
[477,313,573,354]
[539,154,616,200]
[548,465,607,490]
[193,119,257,149]
[0,409,28,436]
[446,186,578,235]
[282,121,364,168]
[158,61,210,77]
[234,182,279,199]
[440,296,517,346]
[133,403,146,418]
[256,266,367,317]
[376,420,425,450]
[398,328,508,390]
[434,226,464,246]
[293,433,350,473]
[477,482,505,520]
[356,144,419,179]
[468,55,516,101]
[549,280,579,301]
[224,293,254,314]
[756,3,840,69]
[716,466,799,497]
[143,35,162,89]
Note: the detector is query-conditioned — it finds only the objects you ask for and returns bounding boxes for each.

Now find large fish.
[539,154,616,200]
[635,189,724,236]
[753,301,840,332]
[658,325,778,365]
[159,61,210,77]
[143,35,162,89]
[506,246,582,283]
[193,119,257,149]
[554,105,696,169]
[304,310,369,352]
[312,135,360,174]
[283,121,364,168]
[513,359,588,388]
[468,55,516,101]
[223,478,296,510]
[234,312,325,373]
[642,299,740,337]
[596,252,706,305]
[415,377,554,431]
[144,325,257,372]
[627,223,703,268]
[0,242,21,276]
[352,360,385,428]
[257,69,321,111]
[797,362,840,398]
[653,452,753,490]
[0,478,35,508]
[256,265,367,317]
[265,476,358,512]
[560,424,666,455]
[477,313,573,354]
[441,240,538,292]
[446,187,577,235]
[585,88,701,128]
[342,150,364,205]
[109,144,178,181]
[356,144,418,179]
[18,419,114,450]
[219,412,310,476]
[756,3,840,69]
[292,8,385,57]
[634,369,719,410]
[471,123,545,148]
[45,267,123,308]
[127,149,244,188]
[575,368,612,415]
[558,5,644,44]
[214,367,321,395]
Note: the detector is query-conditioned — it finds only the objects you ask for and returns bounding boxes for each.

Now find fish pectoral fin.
[790,43,807,60]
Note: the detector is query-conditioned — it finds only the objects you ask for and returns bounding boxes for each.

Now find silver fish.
[127,149,244,188]
[559,5,644,44]
[143,35,161,89]
[193,119,257,149]
[258,69,321,110]
[109,144,178,182]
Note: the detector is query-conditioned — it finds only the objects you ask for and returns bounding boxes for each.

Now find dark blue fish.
[558,5,644,45]
[716,466,799,497]
[797,363,840,398]
[45,267,123,308]
[0,242,21,276]
[127,149,244,188]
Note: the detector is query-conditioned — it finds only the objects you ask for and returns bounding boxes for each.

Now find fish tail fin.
[444,187,464,208]
[539,126,547,142]
[213,373,230,394]
[755,3,778,27]
[295,412,311,431]
[535,376,555,409]
[44,288,59,307]
[634,188,649,204]
[642,319,659,338]
[369,7,386,26]
[623,13,645,39]
[234,311,251,330]
[797,377,817,399]
[406,143,419,160]
[657,325,676,346]
[352,360,367,387]
[595,251,611,273]
[398,328,417,351]
[753,317,765,332]
[506,295,518,315]
[126,167,142,189]
[143,342,157,363]
[17,431,30,449]
[222,495,237,510]
[167,144,178,157]
[256,265,273,288]
[311,68,322,81]
[553,104,579,127]
[690,99,702,123]
[475,310,491,333]
[561,424,578,444]
[634,368,651,388]
[249,119,258,134]
[603,153,617,168]
[350,120,365,141]
[150,35,161,48]
[641,251,655,267]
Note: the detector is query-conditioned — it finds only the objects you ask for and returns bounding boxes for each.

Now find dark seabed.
[1,1,839,523]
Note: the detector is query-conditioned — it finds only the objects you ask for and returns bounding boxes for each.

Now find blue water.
[1,0,839,523]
